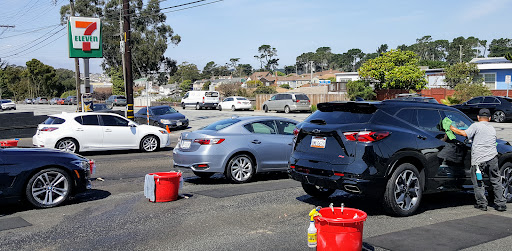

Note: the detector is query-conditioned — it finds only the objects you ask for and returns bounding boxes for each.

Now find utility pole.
[122,0,134,119]
[69,0,82,111]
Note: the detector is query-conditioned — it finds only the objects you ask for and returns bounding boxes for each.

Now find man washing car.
[450,108,507,211]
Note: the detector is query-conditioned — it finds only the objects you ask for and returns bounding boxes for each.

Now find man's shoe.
[474,204,488,211]
[494,205,507,212]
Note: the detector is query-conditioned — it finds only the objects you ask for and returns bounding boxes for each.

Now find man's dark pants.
[471,156,506,207]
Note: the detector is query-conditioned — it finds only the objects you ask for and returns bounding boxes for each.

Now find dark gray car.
[106,95,127,108]
[173,116,298,183]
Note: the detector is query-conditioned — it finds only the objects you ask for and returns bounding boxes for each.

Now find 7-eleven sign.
[68,17,102,58]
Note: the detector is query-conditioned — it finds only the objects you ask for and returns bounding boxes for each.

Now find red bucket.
[0,140,19,147]
[148,172,181,202]
[315,207,367,251]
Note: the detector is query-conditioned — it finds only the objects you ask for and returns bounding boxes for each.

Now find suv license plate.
[310,136,326,148]
[181,140,191,149]
[176,121,182,126]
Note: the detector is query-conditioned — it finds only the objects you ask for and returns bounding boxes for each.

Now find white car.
[218,96,252,111]
[33,112,171,153]
[1,99,16,110]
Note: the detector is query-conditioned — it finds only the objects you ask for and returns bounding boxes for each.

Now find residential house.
[471,57,512,90]
[192,79,209,91]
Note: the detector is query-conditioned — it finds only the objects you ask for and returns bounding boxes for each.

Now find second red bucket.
[149,172,182,202]
[315,207,367,251]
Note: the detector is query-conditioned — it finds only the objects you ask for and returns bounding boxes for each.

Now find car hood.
[156,113,186,120]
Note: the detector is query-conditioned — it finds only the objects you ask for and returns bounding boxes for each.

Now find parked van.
[181,91,220,110]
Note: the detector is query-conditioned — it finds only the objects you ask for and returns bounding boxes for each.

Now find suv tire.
[284,106,290,114]
[302,183,335,199]
[263,105,268,113]
[383,163,423,216]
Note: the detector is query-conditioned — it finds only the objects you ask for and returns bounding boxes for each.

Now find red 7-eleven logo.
[75,21,97,51]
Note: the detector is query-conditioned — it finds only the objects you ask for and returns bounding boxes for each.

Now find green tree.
[488,38,512,57]
[275,71,285,76]
[60,0,180,77]
[255,45,279,72]
[358,50,427,90]
[246,80,263,88]
[453,83,492,102]
[0,65,22,99]
[25,59,58,97]
[179,80,192,93]
[169,62,201,84]
[202,81,211,90]
[253,85,277,94]
[217,83,241,97]
[446,36,482,64]
[444,63,481,88]
[279,84,290,89]
[202,61,216,79]
[346,80,375,100]
[228,58,240,76]
[110,67,125,95]
[237,64,253,77]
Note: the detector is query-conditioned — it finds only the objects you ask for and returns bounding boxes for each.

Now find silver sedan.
[173,116,298,183]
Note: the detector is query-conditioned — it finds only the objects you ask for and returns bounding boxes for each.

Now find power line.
[0,24,61,39]
[0,25,62,53]
[0,27,65,58]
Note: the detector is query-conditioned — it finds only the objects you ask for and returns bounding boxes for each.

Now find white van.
[181,91,220,110]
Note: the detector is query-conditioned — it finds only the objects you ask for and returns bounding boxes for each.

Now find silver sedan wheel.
[141,136,158,152]
[30,171,70,206]
[229,156,253,182]
[394,170,420,211]
[501,164,512,202]
[56,139,77,153]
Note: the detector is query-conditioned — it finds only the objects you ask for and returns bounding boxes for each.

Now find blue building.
[471,57,512,90]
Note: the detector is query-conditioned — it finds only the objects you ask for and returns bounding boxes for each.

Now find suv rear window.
[295,94,309,100]
[307,103,376,124]
[43,117,65,125]
[201,118,240,131]
[117,96,126,99]
[306,111,373,124]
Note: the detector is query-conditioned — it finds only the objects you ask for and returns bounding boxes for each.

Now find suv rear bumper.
[288,168,386,197]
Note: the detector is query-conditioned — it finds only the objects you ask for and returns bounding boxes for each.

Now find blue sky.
[1,0,512,74]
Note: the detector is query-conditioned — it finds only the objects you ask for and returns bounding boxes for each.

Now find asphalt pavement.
[2,105,512,251]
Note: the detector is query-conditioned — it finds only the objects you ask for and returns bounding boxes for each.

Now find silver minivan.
[262,92,311,113]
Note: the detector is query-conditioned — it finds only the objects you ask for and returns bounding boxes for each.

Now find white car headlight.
[160,119,171,124]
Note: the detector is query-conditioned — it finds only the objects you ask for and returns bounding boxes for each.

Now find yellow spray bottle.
[308,207,322,248]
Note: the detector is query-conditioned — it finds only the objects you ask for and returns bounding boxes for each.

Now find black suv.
[289,100,512,216]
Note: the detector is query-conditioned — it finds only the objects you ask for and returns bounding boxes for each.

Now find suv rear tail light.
[343,131,390,142]
[41,127,59,132]
[194,138,225,145]
[293,128,300,136]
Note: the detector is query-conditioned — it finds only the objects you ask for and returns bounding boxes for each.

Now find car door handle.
[251,140,261,144]
[105,129,112,132]
[417,135,427,140]
[76,128,84,131]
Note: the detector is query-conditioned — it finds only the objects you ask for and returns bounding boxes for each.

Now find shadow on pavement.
[184,171,290,185]
[79,147,173,156]
[297,190,476,216]
[0,189,110,217]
